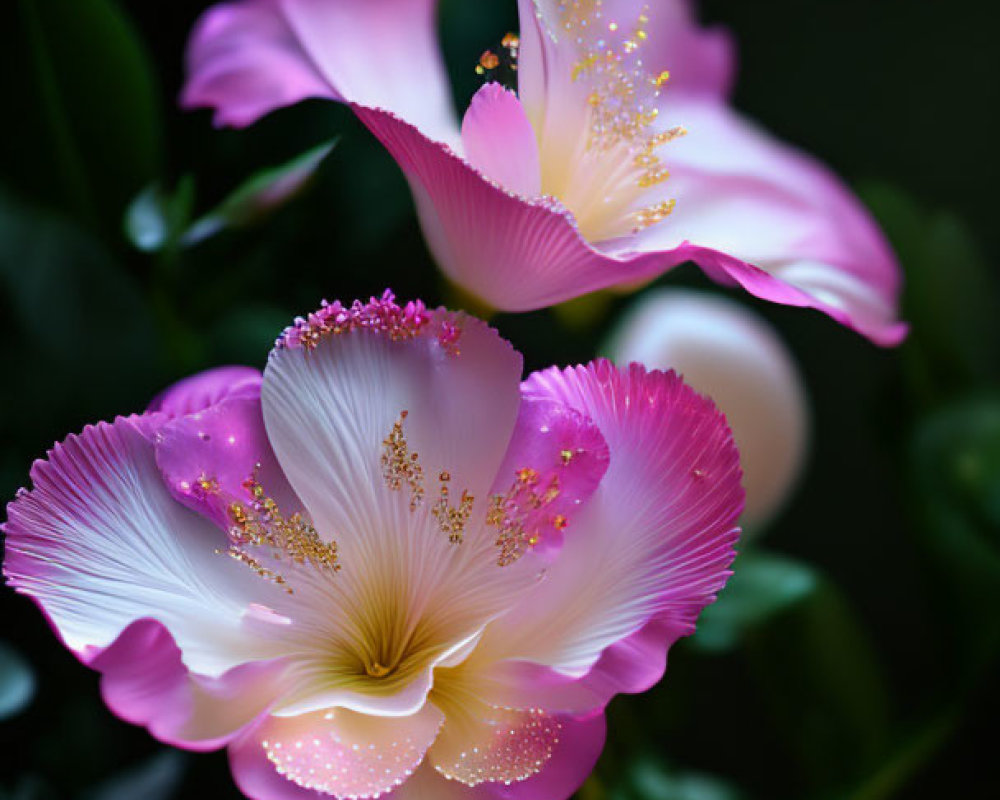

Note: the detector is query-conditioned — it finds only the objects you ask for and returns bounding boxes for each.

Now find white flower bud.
[605,290,809,534]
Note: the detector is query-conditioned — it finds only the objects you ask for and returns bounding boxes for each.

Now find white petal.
[3,417,281,675]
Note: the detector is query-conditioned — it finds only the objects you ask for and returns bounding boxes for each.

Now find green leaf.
[0,642,35,721]
[181,139,337,247]
[691,549,818,653]
[123,141,336,254]
[608,757,745,800]
[4,0,163,232]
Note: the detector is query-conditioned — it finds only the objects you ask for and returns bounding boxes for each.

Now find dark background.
[1,1,999,798]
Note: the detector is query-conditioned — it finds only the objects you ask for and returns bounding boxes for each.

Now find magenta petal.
[148,365,262,418]
[182,0,338,127]
[475,361,743,679]
[155,393,300,530]
[489,394,610,559]
[89,618,287,751]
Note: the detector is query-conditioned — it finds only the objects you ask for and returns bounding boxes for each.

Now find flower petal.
[230,704,444,800]
[148,365,262,418]
[461,83,542,199]
[3,416,282,676]
[488,394,610,563]
[516,0,733,151]
[473,712,605,800]
[476,361,743,680]
[182,0,338,127]
[383,763,476,799]
[155,392,301,532]
[430,700,561,787]
[523,0,734,98]
[605,289,809,530]
[261,296,521,554]
[428,652,604,795]
[640,0,736,98]
[351,105,675,309]
[184,0,459,145]
[634,99,907,345]
[480,614,686,715]
[280,0,457,145]
[91,618,288,751]
[353,105,902,344]
[257,296,533,718]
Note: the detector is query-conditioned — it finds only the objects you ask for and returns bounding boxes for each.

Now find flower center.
[535,0,686,242]
[365,661,392,678]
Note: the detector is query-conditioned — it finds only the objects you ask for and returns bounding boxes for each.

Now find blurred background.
[1,1,998,798]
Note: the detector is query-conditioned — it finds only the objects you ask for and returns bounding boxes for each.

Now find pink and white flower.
[4,292,743,799]
[182,0,906,346]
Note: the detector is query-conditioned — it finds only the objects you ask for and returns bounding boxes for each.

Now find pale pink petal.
[148,365,262,418]
[426,697,604,799]
[91,618,288,751]
[184,0,459,144]
[261,295,521,555]
[475,361,743,680]
[488,394,610,562]
[3,416,285,676]
[582,0,736,97]
[155,393,301,531]
[461,83,542,198]
[430,699,560,787]
[182,0,338,127]
[516,0,734,122]
[633,99,907,344]
[257,295,532,718]
[473,712,605,800]
[230,704,444,800]
[352,105,903,345]
[378,713,604,799]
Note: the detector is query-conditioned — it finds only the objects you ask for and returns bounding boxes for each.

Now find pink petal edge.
[351,104,907,346]
[89,618,288,752]
[148,365,262,418]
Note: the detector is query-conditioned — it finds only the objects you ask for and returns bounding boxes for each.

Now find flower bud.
[606,290,809,533]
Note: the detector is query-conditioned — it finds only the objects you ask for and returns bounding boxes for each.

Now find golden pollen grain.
[479,50,500,70]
